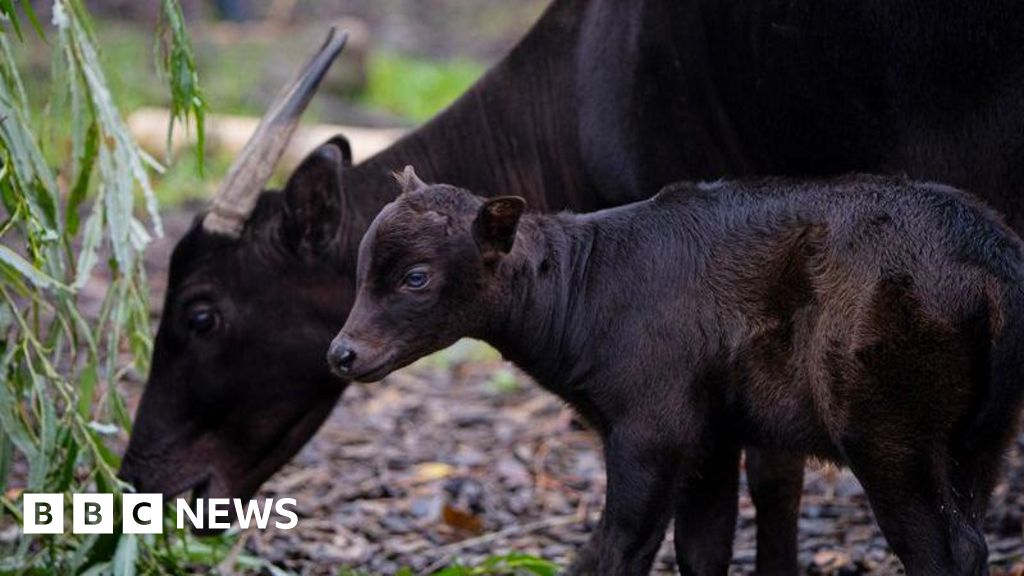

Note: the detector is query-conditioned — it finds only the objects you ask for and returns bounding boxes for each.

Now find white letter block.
[123,494,163,534]
[23,493,64,534]
[73,493,113,534]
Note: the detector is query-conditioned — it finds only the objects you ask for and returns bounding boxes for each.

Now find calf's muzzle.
[326,337,357,376]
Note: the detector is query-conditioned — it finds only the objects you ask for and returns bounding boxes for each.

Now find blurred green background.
[15,0,548,206]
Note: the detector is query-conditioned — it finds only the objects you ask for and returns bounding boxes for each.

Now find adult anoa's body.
[121,1,1024,572]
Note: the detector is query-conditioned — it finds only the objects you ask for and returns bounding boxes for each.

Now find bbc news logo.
[22,494,298,534]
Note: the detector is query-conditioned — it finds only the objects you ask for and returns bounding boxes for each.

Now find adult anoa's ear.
[473,196,527,262]
[282,136,351,253]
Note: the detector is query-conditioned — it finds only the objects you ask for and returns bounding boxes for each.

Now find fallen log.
[127,106,406,171]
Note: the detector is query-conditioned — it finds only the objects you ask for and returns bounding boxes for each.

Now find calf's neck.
[329,170,1024,576]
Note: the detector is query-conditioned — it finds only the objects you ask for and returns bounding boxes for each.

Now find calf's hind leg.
[746,448,804,576]
[845,441,989,576]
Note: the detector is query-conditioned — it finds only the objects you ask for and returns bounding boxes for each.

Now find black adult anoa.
[331,170,1024,576]
[120,1,1024,572]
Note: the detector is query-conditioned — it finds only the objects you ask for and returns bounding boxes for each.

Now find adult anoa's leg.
[595,424,680,575]
[745,448,804,576]
[673,443,740,576]
[845,439,988,576]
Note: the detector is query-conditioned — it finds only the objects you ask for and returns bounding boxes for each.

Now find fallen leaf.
[411,462,455,483]
[441,503,484,535]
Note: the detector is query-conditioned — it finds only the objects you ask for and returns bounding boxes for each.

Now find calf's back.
[550,176,1024,457]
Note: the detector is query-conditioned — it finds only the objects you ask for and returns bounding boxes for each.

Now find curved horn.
[203,27,349,237]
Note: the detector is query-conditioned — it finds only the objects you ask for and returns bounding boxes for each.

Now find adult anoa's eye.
[187,306,219,335]
[402,268,430,290]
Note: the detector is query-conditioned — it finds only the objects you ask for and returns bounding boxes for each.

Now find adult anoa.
[330,169,1024,576]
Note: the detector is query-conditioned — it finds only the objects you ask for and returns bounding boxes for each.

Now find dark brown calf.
[328,170,1024,576]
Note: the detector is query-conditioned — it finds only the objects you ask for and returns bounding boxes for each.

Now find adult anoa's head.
[328,167,526,382]
[119,29,366,505]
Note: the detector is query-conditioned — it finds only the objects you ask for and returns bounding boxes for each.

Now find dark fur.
[332,175,1024,576]
[124,0,1024,569]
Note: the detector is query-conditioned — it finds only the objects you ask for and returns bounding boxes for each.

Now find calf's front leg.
[673,443,741,576]
[595,426,679,575]
[569,446,745,576]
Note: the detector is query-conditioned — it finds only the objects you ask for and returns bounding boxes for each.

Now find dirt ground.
[130,208,1024,576]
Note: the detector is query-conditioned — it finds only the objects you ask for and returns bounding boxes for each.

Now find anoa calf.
[328,169,1024,576]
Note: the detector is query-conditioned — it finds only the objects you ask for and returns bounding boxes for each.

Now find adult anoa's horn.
[203,27,349,237]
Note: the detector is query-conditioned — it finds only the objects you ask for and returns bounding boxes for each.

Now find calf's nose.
[327,339,357,376]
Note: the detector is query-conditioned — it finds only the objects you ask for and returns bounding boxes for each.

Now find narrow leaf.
[0,244,67,293]
[66,120,99,235]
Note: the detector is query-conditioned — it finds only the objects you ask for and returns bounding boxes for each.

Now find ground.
[131,210,1024,575]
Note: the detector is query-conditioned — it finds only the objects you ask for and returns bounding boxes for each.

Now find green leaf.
[158,0,205,173]
[0,433,12,492]
[503,554,558,576]
[0,244,68,293]
[0,0,24,42]
[428,554,558,576]
[76,364,98,418]
[18,0,44,40]
[66,121,99,236]
[36,379,58,485]
[55,429,80,491]
[79,560,111,576]
[111,534,138,576]
[73,205,103,289]
[85,426,121,470]
[0,364,40,460]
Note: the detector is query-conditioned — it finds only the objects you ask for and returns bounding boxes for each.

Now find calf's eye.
[187,307,219,334]
[402,269,430,290]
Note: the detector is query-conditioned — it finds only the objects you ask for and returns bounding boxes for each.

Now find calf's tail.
[967,284,1024,453]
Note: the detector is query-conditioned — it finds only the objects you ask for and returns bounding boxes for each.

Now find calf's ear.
[281,136,351,253]
[394,165,428,194]
[473,196,527,262]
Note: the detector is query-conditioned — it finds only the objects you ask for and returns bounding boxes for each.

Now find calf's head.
[120,29,361,504]
[328,168,526,382]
